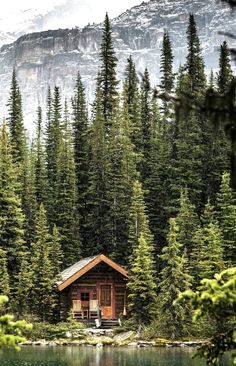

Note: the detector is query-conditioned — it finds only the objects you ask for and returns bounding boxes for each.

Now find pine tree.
[108,101,138,264]
[31,204,56,321]
[217,41,233,94]
[72,72,89,247]
[87,80,111,255]
[45,86,63,224]
[128,180,154,261]
[216,172,236,264]
[145,90,171,255]
[55,116,80,267]
[50,225,63,276]
[185,14,206,95]
[127,233,157,324]
[15,256,33,316]
[140,68,151,180]
[100,13,119,127]
[191,201,224,286]
[158,218,192,338]
[160,30,175,115]
[21,146,37,246]
[7,68,26,164]
[170,68,204,212]
[0,123,26,287]
[123,56,142,152]
[175,189,199,258]
[34,106,48,206]
[0,249,10,297]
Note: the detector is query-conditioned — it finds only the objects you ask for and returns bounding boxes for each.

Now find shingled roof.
[57,254,129,291]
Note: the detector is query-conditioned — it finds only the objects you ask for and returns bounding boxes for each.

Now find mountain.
[0,0,235,129]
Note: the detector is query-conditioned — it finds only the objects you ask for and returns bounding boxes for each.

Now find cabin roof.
[57,254,129,291]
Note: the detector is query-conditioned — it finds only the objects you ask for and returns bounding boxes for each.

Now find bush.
[24,321,84,341]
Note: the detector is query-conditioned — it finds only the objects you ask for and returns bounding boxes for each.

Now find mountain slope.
[0,0,235,128]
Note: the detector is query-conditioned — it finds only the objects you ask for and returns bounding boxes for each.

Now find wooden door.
[100,284,112,319]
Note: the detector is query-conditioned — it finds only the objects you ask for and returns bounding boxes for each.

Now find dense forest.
[0,12,235,340]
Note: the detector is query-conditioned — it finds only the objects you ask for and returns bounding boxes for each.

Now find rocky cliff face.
[0,0,235,129]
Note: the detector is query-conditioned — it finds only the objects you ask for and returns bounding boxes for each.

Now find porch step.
[99,319,121,328]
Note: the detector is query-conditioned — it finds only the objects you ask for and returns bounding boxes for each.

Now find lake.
[0,346,231,366]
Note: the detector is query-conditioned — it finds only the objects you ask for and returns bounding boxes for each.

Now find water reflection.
[0,346,231,366]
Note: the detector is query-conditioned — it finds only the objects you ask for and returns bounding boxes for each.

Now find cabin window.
[81,292,89,301]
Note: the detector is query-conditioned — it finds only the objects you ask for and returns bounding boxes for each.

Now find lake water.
[0,346,231,366]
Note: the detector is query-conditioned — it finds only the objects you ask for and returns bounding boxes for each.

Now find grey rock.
[0,0,235,130]
[113,331,134,342]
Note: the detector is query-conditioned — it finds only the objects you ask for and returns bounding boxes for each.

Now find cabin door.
[100,284,113,319]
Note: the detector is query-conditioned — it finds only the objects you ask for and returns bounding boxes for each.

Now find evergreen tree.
[145,90,171,256]
[55,116,80,267]
[127,233,157,324]
[15,256,32,316]
[185,14,206,94]
[7,68,26,164]
[0,123,26,288]
[0,249,10,297]
[72,72,90,247]
[21,146,37,246]
[160,30,175,115]
[175,189,199,258]
[217,41,233,94]
[50,225,63,276]
[87,80,111,255]
[123,56,142,152]
[31,204,56,321]
[108,101,138,264]
[99,13,119,127]
[216,172,236,264]
[45,86,63,224]
[158,218,192,338]
[128,180,154,261]
[170,68,204,211]
[191,201,224,286]
[34,106,48,206]
[140,68,151,180]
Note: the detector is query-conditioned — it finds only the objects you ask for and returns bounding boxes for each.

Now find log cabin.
[56,254,129,322]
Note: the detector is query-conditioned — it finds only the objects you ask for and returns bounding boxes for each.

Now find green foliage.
[128,233,157,325]
[128,180,154,261]
[217,41,233,94]
[72,72,90,253]
[99,13,119,126]
[7,69,26,164]
[0,296,32,350]
[0,250,10,297]
[180,268,236,365]
[216,172,236,265]
[175,189,199,259]
[185,14,206,95]
[55,114,80,266]
[0,123,26,289]
[145,91,171,254]
[158,218,192,339]
[108,102,138,263]
[191,201,224,287]
[24,321,84,341]
[124,56,142,152]
[31,204,57,321]
[87,80,111,255]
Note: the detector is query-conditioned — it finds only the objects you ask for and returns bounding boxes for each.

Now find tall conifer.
[100,13,119,128]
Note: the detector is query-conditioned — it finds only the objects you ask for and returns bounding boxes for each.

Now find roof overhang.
[58,254,129,291]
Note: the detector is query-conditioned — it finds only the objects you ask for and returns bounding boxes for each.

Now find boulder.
[113,331,134,342]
